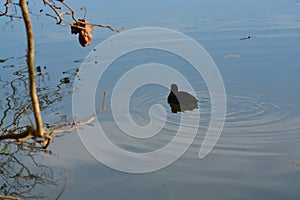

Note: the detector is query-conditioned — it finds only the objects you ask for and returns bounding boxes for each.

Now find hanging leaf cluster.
[71,19,94,47]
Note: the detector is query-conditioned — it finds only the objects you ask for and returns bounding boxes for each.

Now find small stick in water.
[240,35,251,40]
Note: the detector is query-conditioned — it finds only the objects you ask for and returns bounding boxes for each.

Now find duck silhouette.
[167,84,198,113]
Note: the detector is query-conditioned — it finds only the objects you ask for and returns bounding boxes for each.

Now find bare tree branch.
[90,23,125,33]
[0,92,107,149]
[0,194,21,200]
[42,0,65,25]
[59,0,77,22]
[51,91,107,134]
[0,0,120,148]
[20,0,45,138]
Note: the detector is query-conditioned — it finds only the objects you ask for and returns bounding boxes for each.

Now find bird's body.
[167,84,198,113]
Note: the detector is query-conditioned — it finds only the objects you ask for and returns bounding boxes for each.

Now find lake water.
[1,0,300,199]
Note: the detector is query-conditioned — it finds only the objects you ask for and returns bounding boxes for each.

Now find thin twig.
[0,195,21,200]
[43,0,64,24]
[60,1,77,22]
[0,92,107,149]
[50,91,107,134]
[89,23,125,32]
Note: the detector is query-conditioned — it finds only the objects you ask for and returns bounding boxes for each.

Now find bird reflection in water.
[167,84,198,113]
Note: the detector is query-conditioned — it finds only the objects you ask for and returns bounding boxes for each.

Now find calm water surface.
[1,0,300,199]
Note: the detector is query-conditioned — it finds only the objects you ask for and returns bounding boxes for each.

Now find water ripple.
[125,91,300,156]
[224,94,299,137]
[216,94,300,157]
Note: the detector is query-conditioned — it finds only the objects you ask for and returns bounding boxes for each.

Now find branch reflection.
[0,56,77,199]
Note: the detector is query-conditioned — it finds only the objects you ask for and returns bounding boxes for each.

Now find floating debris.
[224,54,240,59]
[240,36,251,40]
[292,161,300,167]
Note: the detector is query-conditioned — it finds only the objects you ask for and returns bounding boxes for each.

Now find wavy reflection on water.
[0,58,78,199]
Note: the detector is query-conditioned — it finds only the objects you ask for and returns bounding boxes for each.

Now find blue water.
[1,0,300,199]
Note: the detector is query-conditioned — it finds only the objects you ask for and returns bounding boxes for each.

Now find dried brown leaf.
[71,19,94,47]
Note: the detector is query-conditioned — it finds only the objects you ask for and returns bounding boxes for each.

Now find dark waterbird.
[167,84,198,113]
